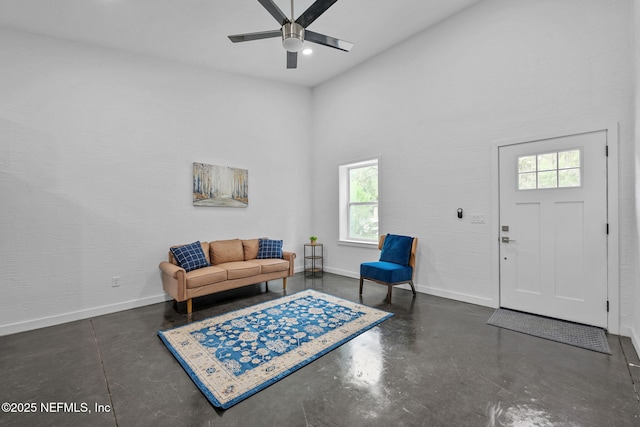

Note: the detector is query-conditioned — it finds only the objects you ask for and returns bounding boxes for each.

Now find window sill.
[338,240,379,249]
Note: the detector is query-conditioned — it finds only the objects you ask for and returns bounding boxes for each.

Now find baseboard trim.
[324,267,358,278]
[619,325,640,356]
[418,285,496,308]
[324,267,496,308]
[632,328,640,357]
[0,294,172,337]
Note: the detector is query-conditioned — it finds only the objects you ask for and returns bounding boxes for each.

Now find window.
[517,149,581,190]
[339,159,379,243]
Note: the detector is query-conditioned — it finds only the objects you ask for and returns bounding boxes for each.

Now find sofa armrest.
[283,251,296,276]
[159,261,187,302]
[159,261,185,278]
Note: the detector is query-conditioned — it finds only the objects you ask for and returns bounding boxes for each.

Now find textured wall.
[0,28,313,335]
[312,0,635,332]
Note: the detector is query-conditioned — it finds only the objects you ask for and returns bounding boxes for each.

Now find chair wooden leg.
[282,277,287,290]
[359,277,364,295]
[409,281,416,296]
[186,298,193,315]
[386,285,393,304]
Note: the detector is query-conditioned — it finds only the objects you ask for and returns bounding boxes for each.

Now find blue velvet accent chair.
[359,234,418,303]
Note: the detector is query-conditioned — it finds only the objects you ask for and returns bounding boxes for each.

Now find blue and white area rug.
[158,289,393,409]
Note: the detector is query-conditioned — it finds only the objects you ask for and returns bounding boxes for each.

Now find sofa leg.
[283,277,287,290]
[187,298,193,315]
[265,281,269,292]
[359,277,364,295]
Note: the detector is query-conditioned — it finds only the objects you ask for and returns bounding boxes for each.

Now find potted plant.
[309,236,318,245]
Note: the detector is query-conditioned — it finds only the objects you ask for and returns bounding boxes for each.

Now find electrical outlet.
[112,276,120,287]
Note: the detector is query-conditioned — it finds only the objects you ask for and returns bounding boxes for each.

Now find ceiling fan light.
[282,22,305,52]
[283,37,304,52]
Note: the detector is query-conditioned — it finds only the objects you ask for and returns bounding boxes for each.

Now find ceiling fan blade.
[287,51,298,69]
[257,0,290,26]
[295,0,338,28]
[305,30,353,52]
[228,30,281,43]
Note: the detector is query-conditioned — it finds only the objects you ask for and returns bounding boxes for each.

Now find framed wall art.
[193,162,248,207]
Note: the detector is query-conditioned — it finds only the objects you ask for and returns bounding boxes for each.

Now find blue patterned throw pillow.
[257,239,283,259]
[170,241,210,272]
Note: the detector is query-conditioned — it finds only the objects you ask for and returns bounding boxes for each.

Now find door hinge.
[607,300,610,312]
[606,145,609,156]
[606,223,609,234]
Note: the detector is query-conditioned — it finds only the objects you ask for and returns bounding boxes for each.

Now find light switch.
[471,214,486,224]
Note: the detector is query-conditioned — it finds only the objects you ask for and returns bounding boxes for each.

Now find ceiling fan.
[228,0,354,69]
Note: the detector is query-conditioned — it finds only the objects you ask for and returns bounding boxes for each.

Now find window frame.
[338,158,380,246]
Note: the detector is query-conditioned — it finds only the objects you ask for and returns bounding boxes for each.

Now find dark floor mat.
[487,309,611,354]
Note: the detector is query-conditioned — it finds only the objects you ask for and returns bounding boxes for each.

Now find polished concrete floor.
[1,273,640,427]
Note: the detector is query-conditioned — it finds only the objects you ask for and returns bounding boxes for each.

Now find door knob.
[501,237,516,243]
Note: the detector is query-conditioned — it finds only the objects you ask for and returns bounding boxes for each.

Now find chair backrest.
[378,234,418,277]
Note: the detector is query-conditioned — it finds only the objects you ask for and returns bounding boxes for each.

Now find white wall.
[0,28,313,335]
[312,0,635,331]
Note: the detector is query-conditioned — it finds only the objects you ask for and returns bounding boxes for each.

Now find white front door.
[499,130,608,328]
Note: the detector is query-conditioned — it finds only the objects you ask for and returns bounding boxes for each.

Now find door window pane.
[558,150,580,169]
[518,156,536,173]
[538,171,557,189]
[537,153,557,171]
[519,173,537,190]
[559,169,581,187]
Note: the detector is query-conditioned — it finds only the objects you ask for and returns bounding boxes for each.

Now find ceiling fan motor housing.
[282,22,305,52]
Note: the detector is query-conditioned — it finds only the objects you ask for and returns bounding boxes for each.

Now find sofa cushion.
[242,239,260,260]
[185,266,227,289]
[217,261,261,280]
[257,239,283,259]
[170,241,210,272]
[380,234,414,266]
[251,259,289,274]
[210,239,244,265]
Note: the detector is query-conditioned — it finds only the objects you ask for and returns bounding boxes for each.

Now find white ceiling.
[0,0,480,87]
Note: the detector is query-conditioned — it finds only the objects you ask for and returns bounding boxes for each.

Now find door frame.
[491,123,619,334]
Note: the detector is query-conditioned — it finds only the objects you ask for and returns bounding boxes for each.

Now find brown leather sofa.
[159,238,296,314]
